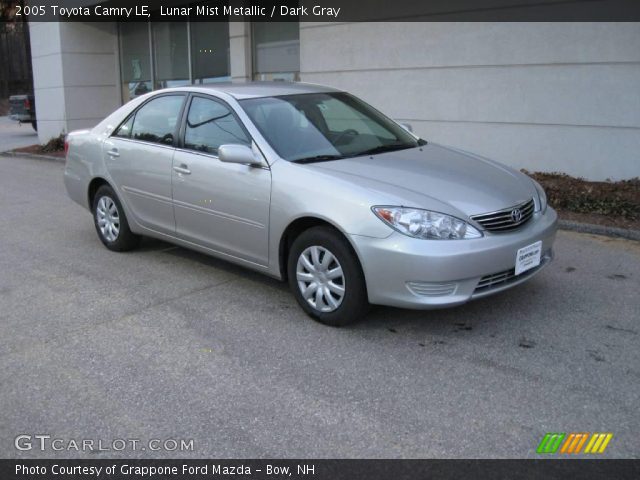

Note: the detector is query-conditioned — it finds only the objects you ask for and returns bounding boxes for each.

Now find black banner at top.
[4,0,640,22]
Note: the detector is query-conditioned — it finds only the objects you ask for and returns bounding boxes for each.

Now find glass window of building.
[119,23,153,103]
[152,22,189,90]
[252,22,300,81]
[118,19,232,104]
[191,21,231,84]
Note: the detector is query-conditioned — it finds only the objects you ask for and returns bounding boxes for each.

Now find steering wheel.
[333,129,359,145]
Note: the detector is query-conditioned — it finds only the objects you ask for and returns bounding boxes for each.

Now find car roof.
[163,81,342,100]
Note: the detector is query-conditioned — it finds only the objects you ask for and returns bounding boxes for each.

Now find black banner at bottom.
[2,459,639,480]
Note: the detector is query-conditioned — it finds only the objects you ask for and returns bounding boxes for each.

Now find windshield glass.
[239,92,421,162]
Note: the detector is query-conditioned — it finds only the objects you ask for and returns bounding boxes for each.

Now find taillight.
[64,137,69,156]
[24,98,31,110]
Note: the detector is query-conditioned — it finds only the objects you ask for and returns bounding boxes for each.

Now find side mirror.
[218,144,264,167]
[399,122,413,133]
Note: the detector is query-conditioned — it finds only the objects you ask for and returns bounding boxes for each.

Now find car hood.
[310,143,536,217]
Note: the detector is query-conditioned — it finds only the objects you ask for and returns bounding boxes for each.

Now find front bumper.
[349,208,558,309]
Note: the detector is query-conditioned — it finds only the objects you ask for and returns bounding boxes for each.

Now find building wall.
[29,22,65,140]
[300,22,640,180]
[229,21,252,82]
[30,22,119,142]
[29,21,640,180]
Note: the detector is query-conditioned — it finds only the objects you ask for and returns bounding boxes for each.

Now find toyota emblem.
[511,208,523,223]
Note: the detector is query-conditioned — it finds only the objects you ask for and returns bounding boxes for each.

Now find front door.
[172,95,271,266]
[105,94,185,234]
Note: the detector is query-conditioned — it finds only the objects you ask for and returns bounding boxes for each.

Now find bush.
[523,170,640,220]
[40,134,65,153]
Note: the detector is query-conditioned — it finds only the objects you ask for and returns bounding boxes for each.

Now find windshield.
[239,92,422,162]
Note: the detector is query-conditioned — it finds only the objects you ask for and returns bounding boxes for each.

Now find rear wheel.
[92,185,140,251]
[288,226,369,326]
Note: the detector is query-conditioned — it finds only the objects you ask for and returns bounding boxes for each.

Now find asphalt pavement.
[0,154,638,459]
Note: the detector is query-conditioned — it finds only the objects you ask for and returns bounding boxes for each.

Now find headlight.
[532,180,547,214]
[372,206,482,240]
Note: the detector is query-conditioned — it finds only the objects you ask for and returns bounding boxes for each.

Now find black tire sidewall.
[288,226,369,326]
[92,185,139,251]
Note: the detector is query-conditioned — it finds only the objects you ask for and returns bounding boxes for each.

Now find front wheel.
[288,226,369,326]
[92,185,140,251]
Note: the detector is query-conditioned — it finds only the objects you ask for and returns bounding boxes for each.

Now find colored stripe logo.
[537,433,613,454]
[537,433,565,453]
[584,433,613,454]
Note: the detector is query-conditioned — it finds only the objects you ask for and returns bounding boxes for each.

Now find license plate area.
[515,241,542,275]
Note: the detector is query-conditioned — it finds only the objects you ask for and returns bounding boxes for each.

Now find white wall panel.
[301,22,640,179]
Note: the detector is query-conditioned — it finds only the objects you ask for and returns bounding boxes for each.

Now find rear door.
[104,94,186,234]
[171,94,271,266]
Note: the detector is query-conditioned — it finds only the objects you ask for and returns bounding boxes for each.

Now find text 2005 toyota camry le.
[64,82,557,326]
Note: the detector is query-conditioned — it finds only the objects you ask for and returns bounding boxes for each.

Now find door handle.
[107,148,120,158]
[173,164,191,175]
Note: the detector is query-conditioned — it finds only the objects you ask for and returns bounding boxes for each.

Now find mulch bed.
[11,134,65,158]
[12,144,65,158]
[525,171,640,231]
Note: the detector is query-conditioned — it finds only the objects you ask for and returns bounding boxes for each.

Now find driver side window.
[184,97,250,155]
[129,95,184,146]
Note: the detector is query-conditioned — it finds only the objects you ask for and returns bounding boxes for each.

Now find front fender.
[266,161,397,277]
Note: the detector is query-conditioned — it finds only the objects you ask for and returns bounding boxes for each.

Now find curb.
[0,150,64,163]
[558,219,640,241]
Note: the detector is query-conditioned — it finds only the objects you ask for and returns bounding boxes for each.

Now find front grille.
[471,198,535,232]
[473,250,551,294]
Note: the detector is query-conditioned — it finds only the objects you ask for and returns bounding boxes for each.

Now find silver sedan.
[64,82,557,326]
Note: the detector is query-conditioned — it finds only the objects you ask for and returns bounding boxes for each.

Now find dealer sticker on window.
[515,241,542,276]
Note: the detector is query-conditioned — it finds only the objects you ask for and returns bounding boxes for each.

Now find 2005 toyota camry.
[64,82,557,326]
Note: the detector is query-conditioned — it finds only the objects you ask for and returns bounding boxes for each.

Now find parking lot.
[0,154,638,458]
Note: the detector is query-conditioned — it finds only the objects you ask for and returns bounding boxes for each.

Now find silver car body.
[64,82,557,309]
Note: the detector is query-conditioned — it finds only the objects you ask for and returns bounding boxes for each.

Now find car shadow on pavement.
[352,278,557,361]
[136,236,289,292]
[134,236,552,338]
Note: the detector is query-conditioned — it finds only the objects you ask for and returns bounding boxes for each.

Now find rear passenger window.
[184,97,250,155]
[130,95,184,145]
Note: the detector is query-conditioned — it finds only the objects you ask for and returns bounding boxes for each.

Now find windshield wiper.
[291,142,420,163]
[357,144,415,156]
[291,154,345,164]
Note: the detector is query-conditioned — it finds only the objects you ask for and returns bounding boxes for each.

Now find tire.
[287,226,369,326]
[92,185,140,252]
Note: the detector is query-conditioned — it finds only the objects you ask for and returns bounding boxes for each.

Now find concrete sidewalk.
[0,115,38,152]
